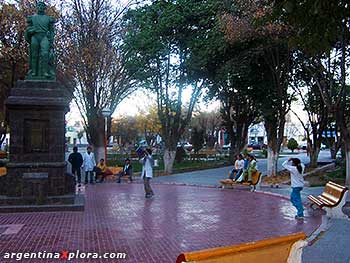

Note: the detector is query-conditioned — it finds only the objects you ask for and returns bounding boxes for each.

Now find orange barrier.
[0,167,7,177]
[176,232,307,263]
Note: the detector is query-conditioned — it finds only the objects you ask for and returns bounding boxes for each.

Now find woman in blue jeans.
[282,158,305,219]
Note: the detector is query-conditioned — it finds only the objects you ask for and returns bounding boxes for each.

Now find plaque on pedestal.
[0,80,84,212]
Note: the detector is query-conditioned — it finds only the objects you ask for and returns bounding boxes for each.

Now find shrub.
[287,138,298,153]
[175,146,187,163]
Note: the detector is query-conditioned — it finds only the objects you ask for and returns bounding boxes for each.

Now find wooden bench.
[107,166,133,182]
[308,181,349,219]
[0,151,7,159]
[220,170,262,192]
[177,232,307,263]
[0,167,6,177]
[103,166,123,181]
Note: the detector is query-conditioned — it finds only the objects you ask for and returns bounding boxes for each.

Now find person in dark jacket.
[68,146,83,186]
[117,158,133,183]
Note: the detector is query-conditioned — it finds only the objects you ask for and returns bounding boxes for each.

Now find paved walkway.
[152,150,333,186]
[150,150,350,263]
[0,183,322,263]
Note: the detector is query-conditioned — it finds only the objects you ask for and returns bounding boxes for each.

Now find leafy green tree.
[190,110,221,149]
[122,0,226,173]
[273,0,350,185]
[222,0,293,176]
[290,52,329,167]
[207,52,262,163]
[287,138,298,153]
[60,0,136,161]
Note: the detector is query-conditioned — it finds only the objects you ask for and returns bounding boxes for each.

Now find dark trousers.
[117,171,133,183]
[85,171,94,184]
[72,167,81,184]
[143,177,153,196]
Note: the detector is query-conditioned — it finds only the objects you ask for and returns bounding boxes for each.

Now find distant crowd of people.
[68,145,155,198]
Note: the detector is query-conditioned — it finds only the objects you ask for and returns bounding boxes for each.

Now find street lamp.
[102,107,111,162]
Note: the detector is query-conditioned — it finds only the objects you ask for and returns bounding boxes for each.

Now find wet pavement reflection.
[0,183,322,263]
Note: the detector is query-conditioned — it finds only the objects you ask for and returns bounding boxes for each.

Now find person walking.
[282,158,305,219]
[83,146,96,184]
[68,146,83,186]
[140,148,154,198]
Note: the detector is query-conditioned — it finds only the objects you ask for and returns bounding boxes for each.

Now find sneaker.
[295,215,304,219]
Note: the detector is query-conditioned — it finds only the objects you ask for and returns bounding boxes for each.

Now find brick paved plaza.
[0,182,322,263]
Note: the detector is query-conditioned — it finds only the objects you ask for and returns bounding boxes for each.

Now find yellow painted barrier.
[0,167,7,177]
[177,232,307,263]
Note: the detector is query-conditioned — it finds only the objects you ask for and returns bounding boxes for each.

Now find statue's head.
[36,1,46,15]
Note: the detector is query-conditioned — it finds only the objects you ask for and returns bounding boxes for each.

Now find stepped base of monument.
[0,194,84,213]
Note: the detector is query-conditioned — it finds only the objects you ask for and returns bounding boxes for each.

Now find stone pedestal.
[0,80,83,211]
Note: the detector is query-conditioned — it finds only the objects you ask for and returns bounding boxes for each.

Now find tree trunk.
[163,149,176,174]
[345,150,350,188]
[87,116,105,164]
[267,147,278,177]
[94,146,105,164]
[329,146,337,160]
[309,146,320,168]
[227,123,248,164]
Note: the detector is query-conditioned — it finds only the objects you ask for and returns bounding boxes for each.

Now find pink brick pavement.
[0,183,322,263]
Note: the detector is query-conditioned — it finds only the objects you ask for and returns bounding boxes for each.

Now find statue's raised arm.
[25,1,56,81]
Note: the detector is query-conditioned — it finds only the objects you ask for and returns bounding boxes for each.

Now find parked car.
[247,143,267,150]
[222,143,231,150]
[177,142,193,151]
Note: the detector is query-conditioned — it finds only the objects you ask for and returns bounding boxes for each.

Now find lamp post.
[102,107,111,162]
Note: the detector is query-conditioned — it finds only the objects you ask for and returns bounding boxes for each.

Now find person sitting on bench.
[117,158,133,183]
[95,158,113,183]
[238,153,257,183]
[229,154,244,181]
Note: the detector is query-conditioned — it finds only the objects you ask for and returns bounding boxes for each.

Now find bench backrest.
[176,232,306,263]
[321,181,348,206]
[251,171,261,185]
[108,166,123,175]
[240,170,261,185]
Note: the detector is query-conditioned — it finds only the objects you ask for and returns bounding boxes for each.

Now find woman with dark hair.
[282,158,305,219]
[229,154,244,181]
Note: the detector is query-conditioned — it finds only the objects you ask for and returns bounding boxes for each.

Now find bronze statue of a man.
[25,1,55,80]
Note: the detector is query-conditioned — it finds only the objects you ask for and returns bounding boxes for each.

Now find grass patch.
[306,168,345,187]
[106,158,229,173]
